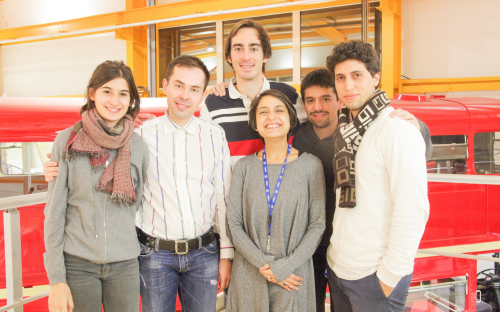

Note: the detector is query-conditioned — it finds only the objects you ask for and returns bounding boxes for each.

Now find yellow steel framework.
[400,77,500,94]
[122,0,149,88]
[377,0,400,98]
[0,0,497,96]
[0,0,362,44]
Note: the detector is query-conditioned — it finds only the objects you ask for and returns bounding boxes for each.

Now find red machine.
[392,94,500,312]
[1,95,500,311]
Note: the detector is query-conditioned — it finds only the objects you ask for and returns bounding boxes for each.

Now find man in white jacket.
[325,41,430,312]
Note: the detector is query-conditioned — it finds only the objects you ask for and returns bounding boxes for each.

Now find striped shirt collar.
[228,75,271,102]
[163,110,196,136]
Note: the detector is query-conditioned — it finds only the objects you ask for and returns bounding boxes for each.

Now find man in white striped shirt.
[43,55,233,312]
[135,56,233,312]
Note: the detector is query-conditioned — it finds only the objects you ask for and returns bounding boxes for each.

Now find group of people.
[42,18,431,312]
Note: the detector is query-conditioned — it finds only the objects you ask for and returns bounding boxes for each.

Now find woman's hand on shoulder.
[49,282,74,312]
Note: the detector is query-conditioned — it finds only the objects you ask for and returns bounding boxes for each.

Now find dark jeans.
[139,240,219,312]
[65,253,140,312]
[313,247,334,312]
[327,266,412,312]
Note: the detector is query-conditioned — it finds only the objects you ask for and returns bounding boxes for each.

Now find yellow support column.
[377,0,401,98]
[115,27,148,88]
[119,0,148,88]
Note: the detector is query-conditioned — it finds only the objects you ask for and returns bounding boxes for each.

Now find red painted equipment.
[1,95,500,311]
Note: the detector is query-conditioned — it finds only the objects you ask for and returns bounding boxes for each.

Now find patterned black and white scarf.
[333,89,391,208]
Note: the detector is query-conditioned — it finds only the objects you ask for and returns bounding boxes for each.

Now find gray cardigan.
[226,152,325,312]
[44,127,149,285]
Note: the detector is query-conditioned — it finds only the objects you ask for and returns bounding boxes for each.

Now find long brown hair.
[81,60,141,118]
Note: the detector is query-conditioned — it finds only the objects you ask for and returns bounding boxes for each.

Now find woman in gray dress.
[226,89,326,312]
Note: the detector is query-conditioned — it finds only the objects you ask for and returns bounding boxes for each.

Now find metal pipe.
[408,280,467,293]
[0,0,346,45]
[215,20,224,84]
[0,193,46,211]
[418,249,500,262]
[361,0,369,42]
[374,4,381,55]
[0,291,49,312]
[4,209,23,312]
[148,0,157,98]
[427,173,500,185]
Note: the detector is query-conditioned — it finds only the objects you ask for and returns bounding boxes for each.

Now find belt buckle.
[146,236,160,252]
[154,237,160,252]
[175,240,189,255]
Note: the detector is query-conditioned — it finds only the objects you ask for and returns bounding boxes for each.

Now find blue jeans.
[139,239,219,312]
[327,266,412,312]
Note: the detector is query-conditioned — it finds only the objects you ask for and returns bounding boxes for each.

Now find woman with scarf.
[44,60,149,312]
[226,89,326,312]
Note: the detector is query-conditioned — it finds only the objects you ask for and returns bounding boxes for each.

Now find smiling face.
[334,59,380,117]
[227,27,268,82]
[303,86,339,129]
[90,77,130,128]
[162,65,206,127]
[255,95,291,141]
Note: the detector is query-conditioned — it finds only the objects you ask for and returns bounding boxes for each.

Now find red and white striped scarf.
[63,108,136,205]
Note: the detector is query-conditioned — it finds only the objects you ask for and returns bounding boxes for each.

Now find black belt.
[137,227,215,255]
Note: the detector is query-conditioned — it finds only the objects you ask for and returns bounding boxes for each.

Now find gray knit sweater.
[226,152,325,312]
[44,127,149,286]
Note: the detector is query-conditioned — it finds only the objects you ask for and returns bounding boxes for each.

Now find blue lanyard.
[262,144,291,236]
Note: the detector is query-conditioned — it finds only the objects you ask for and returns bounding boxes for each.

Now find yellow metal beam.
[400,77,500,93]
[156,0,362,29]
[377,0,401,98]
[339,25,374,35]
[0,0,287,44]
[126,0,147,9]
[304,20,348,45]
[121,1,148,88]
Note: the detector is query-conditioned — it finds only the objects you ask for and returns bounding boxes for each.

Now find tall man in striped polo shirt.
[201,19,307,167]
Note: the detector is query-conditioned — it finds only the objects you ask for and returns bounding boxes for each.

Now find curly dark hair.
[300,69,336,100]
[326,41,380,85]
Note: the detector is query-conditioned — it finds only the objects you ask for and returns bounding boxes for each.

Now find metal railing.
[0,192,47,312]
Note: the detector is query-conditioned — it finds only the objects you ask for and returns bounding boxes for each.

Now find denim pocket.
[373,272,389,299]
[139,242,154,258]
[202,240,219,254]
